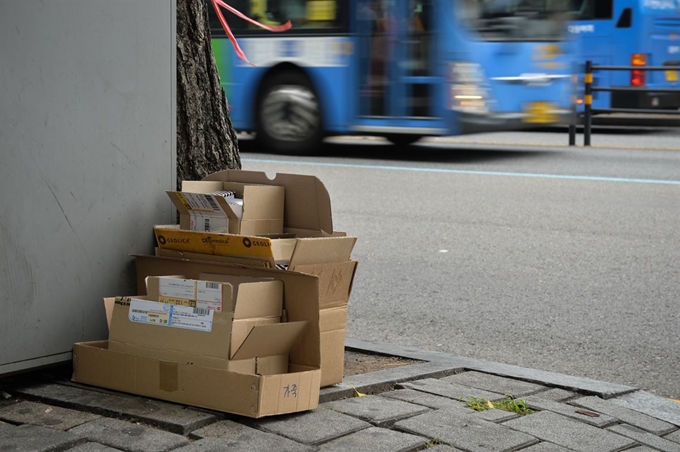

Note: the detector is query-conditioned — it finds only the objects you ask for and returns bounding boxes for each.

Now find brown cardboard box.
[167,181,284,236]
[147,170,358,387]
[72,270,322,418]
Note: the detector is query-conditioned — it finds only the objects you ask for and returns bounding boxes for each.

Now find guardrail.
[569,60,680,146]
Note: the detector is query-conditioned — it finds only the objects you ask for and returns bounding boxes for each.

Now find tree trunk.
[176,0,240,189]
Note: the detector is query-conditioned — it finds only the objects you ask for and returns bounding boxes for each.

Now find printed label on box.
[188,213,230,233]
[177,192,224,214]
[157,279,224,312]
[128,298,213,332]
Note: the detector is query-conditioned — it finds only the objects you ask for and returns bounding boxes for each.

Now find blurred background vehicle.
[207,0,577,154]
[566,0,680,113]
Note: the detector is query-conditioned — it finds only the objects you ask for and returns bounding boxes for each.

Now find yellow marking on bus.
[585,73,593,83]
[585,94,592,105]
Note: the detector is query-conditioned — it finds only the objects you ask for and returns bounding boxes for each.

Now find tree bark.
[176,0,240,189]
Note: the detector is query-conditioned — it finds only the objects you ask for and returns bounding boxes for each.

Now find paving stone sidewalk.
[1,339,679,452]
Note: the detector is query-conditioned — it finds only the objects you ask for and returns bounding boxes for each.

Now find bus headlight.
[448,62,493,114]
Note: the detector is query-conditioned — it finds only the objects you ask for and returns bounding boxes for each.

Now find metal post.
[584,60,593,146]
[568,60,577,146]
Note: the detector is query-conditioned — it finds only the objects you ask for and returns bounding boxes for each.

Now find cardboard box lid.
[201,170,333,236]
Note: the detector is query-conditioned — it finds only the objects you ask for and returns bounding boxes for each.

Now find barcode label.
[205,282,219,289]
[128,298,213,332]
[205,195,220,211]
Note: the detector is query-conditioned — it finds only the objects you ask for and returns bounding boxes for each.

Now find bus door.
[355,0,443,134]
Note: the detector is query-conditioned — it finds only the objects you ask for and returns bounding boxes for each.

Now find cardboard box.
[109,276,290,365]
[169,181,284,235]
[72,269,321,418]
[146,170,358,387]
[134,252,357,387]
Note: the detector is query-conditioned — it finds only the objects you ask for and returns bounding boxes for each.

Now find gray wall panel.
[0,0,176,373]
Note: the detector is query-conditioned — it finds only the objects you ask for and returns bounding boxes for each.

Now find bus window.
[253,0,341,29]
[565,0,613,21]
[616,7,632,28]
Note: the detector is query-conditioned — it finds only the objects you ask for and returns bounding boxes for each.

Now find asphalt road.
[237,125,680,400]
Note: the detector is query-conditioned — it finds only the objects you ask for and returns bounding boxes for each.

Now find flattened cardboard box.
[133,253,356,387]
[73,269,322,418]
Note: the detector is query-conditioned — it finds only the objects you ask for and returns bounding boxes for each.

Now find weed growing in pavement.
[460,394,534,416]
[424,438,453,448]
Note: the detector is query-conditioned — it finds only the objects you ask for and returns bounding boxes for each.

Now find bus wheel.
[256,71,323,155]
[385,134,422,146]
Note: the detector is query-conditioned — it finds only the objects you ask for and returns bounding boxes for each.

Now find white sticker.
[159,278,196,300]
[196,281,225,311]
[128,298,213,332]
[188,213,230,232]
[181,193,224,213]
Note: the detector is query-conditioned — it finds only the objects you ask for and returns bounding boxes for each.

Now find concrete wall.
[0,0,176,374]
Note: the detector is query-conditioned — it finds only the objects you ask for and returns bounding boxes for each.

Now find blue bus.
[207,0,577,153]
[565,0,680,112]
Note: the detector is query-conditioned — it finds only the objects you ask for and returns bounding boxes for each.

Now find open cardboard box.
[72,270,322,418]
[168,180,285,235]
[145,170,359,387]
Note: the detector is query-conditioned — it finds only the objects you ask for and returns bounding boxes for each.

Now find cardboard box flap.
[202,170,333,235]
[231,321,307,361]
[166,191,239,220]
[288,236,357,269]
[198,273,283,318]
[108,297,234,360]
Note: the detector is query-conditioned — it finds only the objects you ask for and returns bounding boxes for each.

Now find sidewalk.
[1,338,679,452]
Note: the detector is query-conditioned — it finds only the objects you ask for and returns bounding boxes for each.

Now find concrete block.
[503,410,635,452]
[607,424,680,452]
[442,371,546,397]
[612,391,680,427]
[399,378,506,402]
[317,426,428,452]
[0,400,100,430]
[571,396,676,435]
[68,417,189,452]
[324,395,430,427]
[394,407,539,452]
[524,397,617,428]
[381,388,467,410]
[530,388,577,402]
[0,424,84,452]
[67,443,125,451]
[252,407,371,445]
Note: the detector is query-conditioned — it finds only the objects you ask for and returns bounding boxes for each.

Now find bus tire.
[385,134,422,146]
[256,71,323,155]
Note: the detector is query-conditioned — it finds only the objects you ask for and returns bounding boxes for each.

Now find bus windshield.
[460,0,569,41]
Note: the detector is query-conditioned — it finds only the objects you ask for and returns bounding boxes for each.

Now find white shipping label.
[196,281,224,311]
[128,298,213,332]
[188,213,230,233]
[159,278,196,300]
[181,193,224,213]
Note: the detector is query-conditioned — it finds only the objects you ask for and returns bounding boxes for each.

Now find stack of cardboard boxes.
[72,170,358,418]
